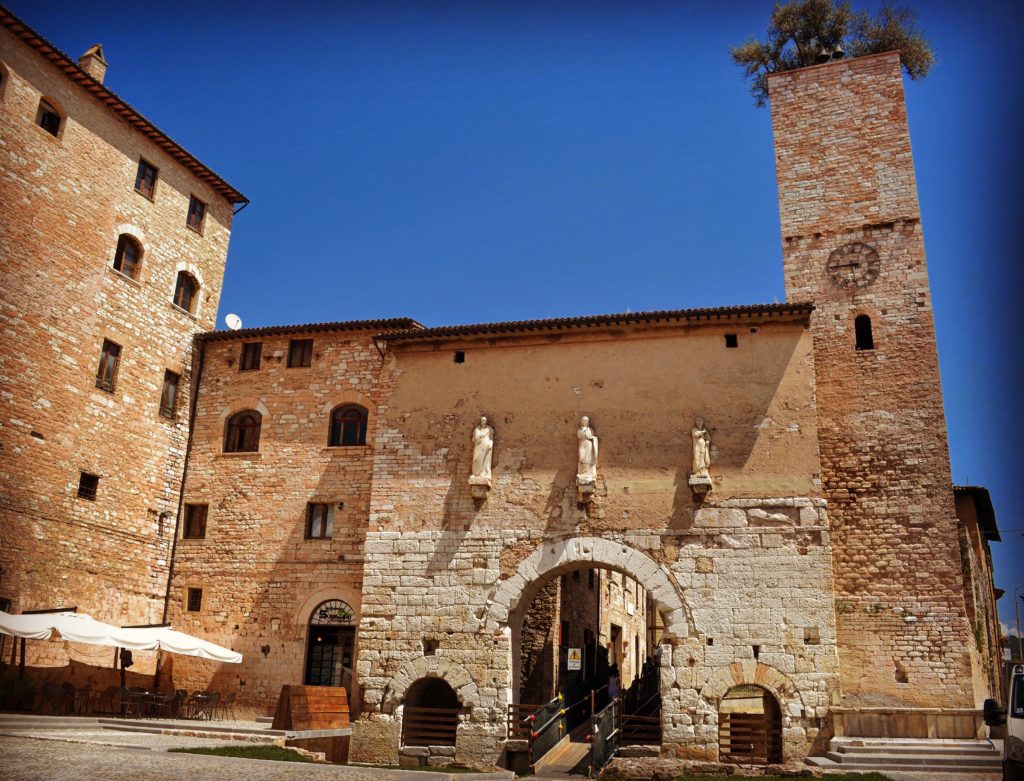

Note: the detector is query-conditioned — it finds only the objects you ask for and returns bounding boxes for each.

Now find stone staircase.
[806,736,1002,774]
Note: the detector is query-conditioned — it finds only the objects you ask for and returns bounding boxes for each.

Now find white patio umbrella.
[0,611,242,662]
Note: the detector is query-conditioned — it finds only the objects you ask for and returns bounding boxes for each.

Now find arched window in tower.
[112,234,142,279]
[305,600,356,689]
[173,271,199,313]
[329,404,368,447]
[224,410,261,453]
[855,314,874,351]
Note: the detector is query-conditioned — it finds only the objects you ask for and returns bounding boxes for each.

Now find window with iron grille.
[159,370,180,418]
[173,271,198,313]
[186,195,206,233]
[288,338,313,368]
[240,342,262,371]
[183,504,208,539]
[186,588,203,612]
[224,410,261,452]
[77,472,99,500]
[328,404,368,446]
[95,339,121,392]
[112,234,142,279]
[134,158,158,198]
[36,99,61,136]
[306,503,334,539]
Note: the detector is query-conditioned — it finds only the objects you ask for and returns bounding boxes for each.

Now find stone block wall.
[349,315,837,765]
[0,23,237,677]
[769,52,980,708]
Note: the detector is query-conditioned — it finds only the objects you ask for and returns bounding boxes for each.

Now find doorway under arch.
[304,599,356,698]
[402,677,460,748]
[718,684,783,764]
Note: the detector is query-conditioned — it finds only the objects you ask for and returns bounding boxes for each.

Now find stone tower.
[768,52,980,711]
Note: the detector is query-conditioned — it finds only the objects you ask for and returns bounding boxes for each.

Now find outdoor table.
[191,693,216,720]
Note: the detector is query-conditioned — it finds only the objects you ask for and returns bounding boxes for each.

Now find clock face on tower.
[826,242,880,289]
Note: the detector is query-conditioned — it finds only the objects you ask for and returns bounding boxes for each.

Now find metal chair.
[215,691,236,720]
[119,686,141,718]
[74,684,93,714]
[40,682,62,714]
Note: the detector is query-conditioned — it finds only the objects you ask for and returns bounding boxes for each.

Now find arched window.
[855,314,874,351]
[305,600,356,689]
[112,234,142,279]
[173,271,199,313]
[329,404,368,446]
[35,98,62,136]
[224,410,261,453]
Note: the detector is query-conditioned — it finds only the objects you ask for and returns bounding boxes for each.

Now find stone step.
[833,742,997,756]
[823,751,1001,769]
[808,755,1002,773]
[97,718,286,739]
[0,716,101,730]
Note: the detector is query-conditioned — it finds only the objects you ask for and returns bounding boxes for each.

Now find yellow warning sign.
[567,647,582,671]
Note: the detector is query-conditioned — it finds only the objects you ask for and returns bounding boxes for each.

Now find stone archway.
[702,660,804,711]
[382,655,480,715]
[486,536,690,638]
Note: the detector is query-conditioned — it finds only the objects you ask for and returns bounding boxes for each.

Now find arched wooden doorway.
[305,599,356,696]
[718,684,783,764]
[402,677,460,748]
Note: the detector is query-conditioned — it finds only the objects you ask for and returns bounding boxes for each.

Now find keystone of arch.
[381,655,480,714]
[702,661,806,711]
[488,536,688,638]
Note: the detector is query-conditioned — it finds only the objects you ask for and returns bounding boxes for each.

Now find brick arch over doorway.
[486,536,690,638]
[702,660,805,711]
[382,655,480,714]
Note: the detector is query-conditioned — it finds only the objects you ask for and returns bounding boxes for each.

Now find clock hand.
[831,261,860,269]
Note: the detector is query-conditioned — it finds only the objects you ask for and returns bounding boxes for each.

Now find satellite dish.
[225,313,243,331]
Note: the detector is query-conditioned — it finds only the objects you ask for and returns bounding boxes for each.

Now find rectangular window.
[240,342,262,371]
[77,472,99,500]
[186,588,203,612]
[95,339,121,392]
[159,370,180,418]
[288,338,313,368]
[183,504,208,539]
[134,158,158,199]
[186,195,207,233]
[306,503,334,539]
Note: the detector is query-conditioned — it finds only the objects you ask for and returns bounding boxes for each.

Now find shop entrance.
[304,599,356,689]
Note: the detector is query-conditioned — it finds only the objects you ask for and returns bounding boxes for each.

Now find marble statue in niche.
[576,415,598,502]
[689,416,713,496]
[469,415,494,498]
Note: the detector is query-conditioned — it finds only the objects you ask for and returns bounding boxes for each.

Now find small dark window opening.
[77,472,99,500]
[855,314,874,350]
[134,159,158,199]
[423,638,438,656]
[173,272,198,313]
[306,503,334,539]
[454,351,465,363]
[288,338,313,368]
[329,404,368,446]
[95,339,121,392]
[753,644,761,660]
[240,342,262,371]
[113,234,141,279]
[706,637,714,646]
[183,504,208,539]
[224,410,261,452]
[186,588,203,612]
[36,99,61,136]
[724,333,738,348]
[159,370,180,418]
[186,195,207,233]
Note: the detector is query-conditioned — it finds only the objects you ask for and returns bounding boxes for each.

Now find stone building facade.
[1,9,1004,769]
[0,9,246,680]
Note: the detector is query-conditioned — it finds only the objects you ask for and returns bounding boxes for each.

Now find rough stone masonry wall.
[350,319,840,766]
[768,52,979,708]
[0,28,234,679]
[165,330,385,710]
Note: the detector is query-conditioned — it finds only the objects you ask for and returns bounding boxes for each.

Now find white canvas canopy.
[0,611,242,663]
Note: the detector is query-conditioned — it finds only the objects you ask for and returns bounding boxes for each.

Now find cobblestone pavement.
[0,727,247,749]
[876,773,999,781]
[0,736,484,781]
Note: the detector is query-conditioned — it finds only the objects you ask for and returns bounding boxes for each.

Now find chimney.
[78,44,107,84]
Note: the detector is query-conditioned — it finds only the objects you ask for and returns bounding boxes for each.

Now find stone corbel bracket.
[468,476,490,500]
[576,478,596,504]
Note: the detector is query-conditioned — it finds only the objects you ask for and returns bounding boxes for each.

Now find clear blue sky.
[15,1,1024,629]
